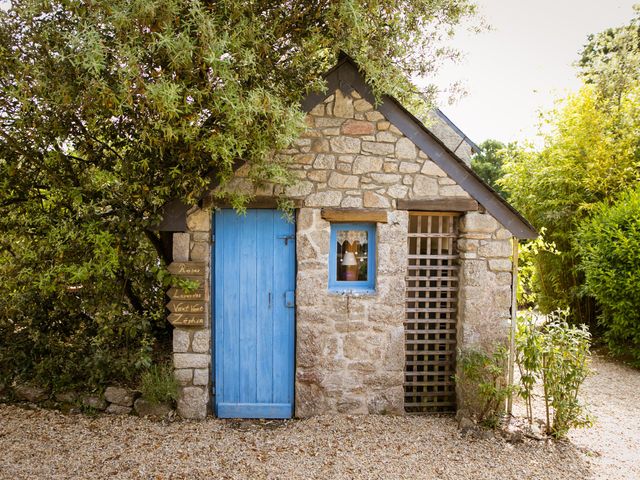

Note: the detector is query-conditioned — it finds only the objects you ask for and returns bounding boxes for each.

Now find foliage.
[577,5,640,102]
[457,345,516,428]
[500,83,640,324]
[470,139,510,198]
[0,1,476,388]
[575,186,640,364]
[516,228,560,308]
[139,362,179,405]
[515,310,593,438]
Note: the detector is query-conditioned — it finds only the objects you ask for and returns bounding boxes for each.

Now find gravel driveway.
[0,354,636,480]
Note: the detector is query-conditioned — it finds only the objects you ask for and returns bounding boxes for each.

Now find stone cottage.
[160,56,537,420]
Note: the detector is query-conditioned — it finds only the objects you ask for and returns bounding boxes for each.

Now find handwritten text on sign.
[167,261,206,327]
[168,313,205,327]
[167,300,205,314]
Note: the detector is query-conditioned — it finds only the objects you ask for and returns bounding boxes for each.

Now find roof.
[302,55,537,240]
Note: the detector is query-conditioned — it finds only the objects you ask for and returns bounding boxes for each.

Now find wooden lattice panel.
[404,213,459,413]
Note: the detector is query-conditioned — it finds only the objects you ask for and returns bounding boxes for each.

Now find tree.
[577,5,640,103]
[0,0,477,389]
[500,84,640,325]
[470,139,510,198]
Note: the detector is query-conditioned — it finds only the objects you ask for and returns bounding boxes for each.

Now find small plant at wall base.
[457,346,516,428]
[515,310,594,438]
[139,362,179,406]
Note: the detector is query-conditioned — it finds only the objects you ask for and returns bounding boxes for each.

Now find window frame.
[328,222,376,293]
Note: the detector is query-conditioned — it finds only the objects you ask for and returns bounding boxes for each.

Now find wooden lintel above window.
[397,198,479,212]
[321,208,388,223]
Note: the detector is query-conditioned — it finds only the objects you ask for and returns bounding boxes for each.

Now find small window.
[329,223,376,292]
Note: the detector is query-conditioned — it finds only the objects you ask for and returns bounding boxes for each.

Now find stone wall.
[170,87,514,419]
[170,210,212,420]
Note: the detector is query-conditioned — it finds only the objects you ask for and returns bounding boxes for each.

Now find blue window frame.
[329,223,376,292]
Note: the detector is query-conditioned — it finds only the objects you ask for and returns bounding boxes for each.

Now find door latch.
[277,234,295,245]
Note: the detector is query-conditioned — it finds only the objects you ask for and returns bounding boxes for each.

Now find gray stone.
[412,176,438,196]
[421,161,447,177]
[341,196,363,208]
[134,398,173,417]
[353,98,373,112]
[395,137,416,159]
[365,111,385,122]
[285,180,314,197]
[458,417,476,434]
[460,212,499,233]
[192,368,209,386]
[478,240,512,258]
[362,141,394,156]
[106,404,132,415]
[369,173,401,184]
[313,154,336,169]
[352,155,383,174]
[190,241,208,261]
[173,353,209,369]
[173,329,191,353]
[14,384,48,403]
[330,137,361,153]
[305,191,343,207]
[191,330,210,353]
[399,162,420,173]
[363,191,390,208]
[82,395,107,411]
[375,131,398,143]
[177,386,207,420]
[186,209,210,232]
[172,233,190,262]
[488,259,512,272]
[328,172,359,189]
[174,369,193,386]
[333,89,354,118]
[439,185,468,197]
[387,184,409,199]
[104,387,136,407]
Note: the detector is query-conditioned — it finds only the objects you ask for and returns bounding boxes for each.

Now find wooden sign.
[177,275,205,289]
[167,288,205,301]
[168,313,205,327]
[168,262,205,276]
[167,261,206,327]
[167,300,206,314]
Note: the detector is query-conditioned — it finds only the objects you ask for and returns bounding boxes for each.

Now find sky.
[425,0,639,146]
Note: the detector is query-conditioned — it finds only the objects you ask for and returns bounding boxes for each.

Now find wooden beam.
[320,208,388,223]
[208,196,303,209]
[397,198,478,212]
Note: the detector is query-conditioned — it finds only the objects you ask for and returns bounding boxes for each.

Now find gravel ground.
[567,354,640,480]
[0,353,635,480]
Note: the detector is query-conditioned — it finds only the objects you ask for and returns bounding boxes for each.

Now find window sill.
[328,288,376,297]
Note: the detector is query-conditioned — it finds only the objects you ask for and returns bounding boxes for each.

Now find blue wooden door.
[213,209,295,418]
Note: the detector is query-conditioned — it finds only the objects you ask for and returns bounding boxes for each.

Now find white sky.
[424,0,639,145]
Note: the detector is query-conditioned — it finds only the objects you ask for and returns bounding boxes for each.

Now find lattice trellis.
[404,213,459,413]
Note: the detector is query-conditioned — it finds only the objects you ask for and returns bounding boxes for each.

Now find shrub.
[457,345,516,428]
[515,310,593,438]
[576,186,640,364]
[139,363,179,405]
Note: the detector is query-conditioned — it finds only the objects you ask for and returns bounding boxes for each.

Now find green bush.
[457,345,515,428]
[576,186,640,364]
[139,362,179,405]
[515,310,593,438]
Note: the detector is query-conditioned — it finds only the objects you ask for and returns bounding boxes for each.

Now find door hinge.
[277,234,295,245]
[211,234,215,243]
